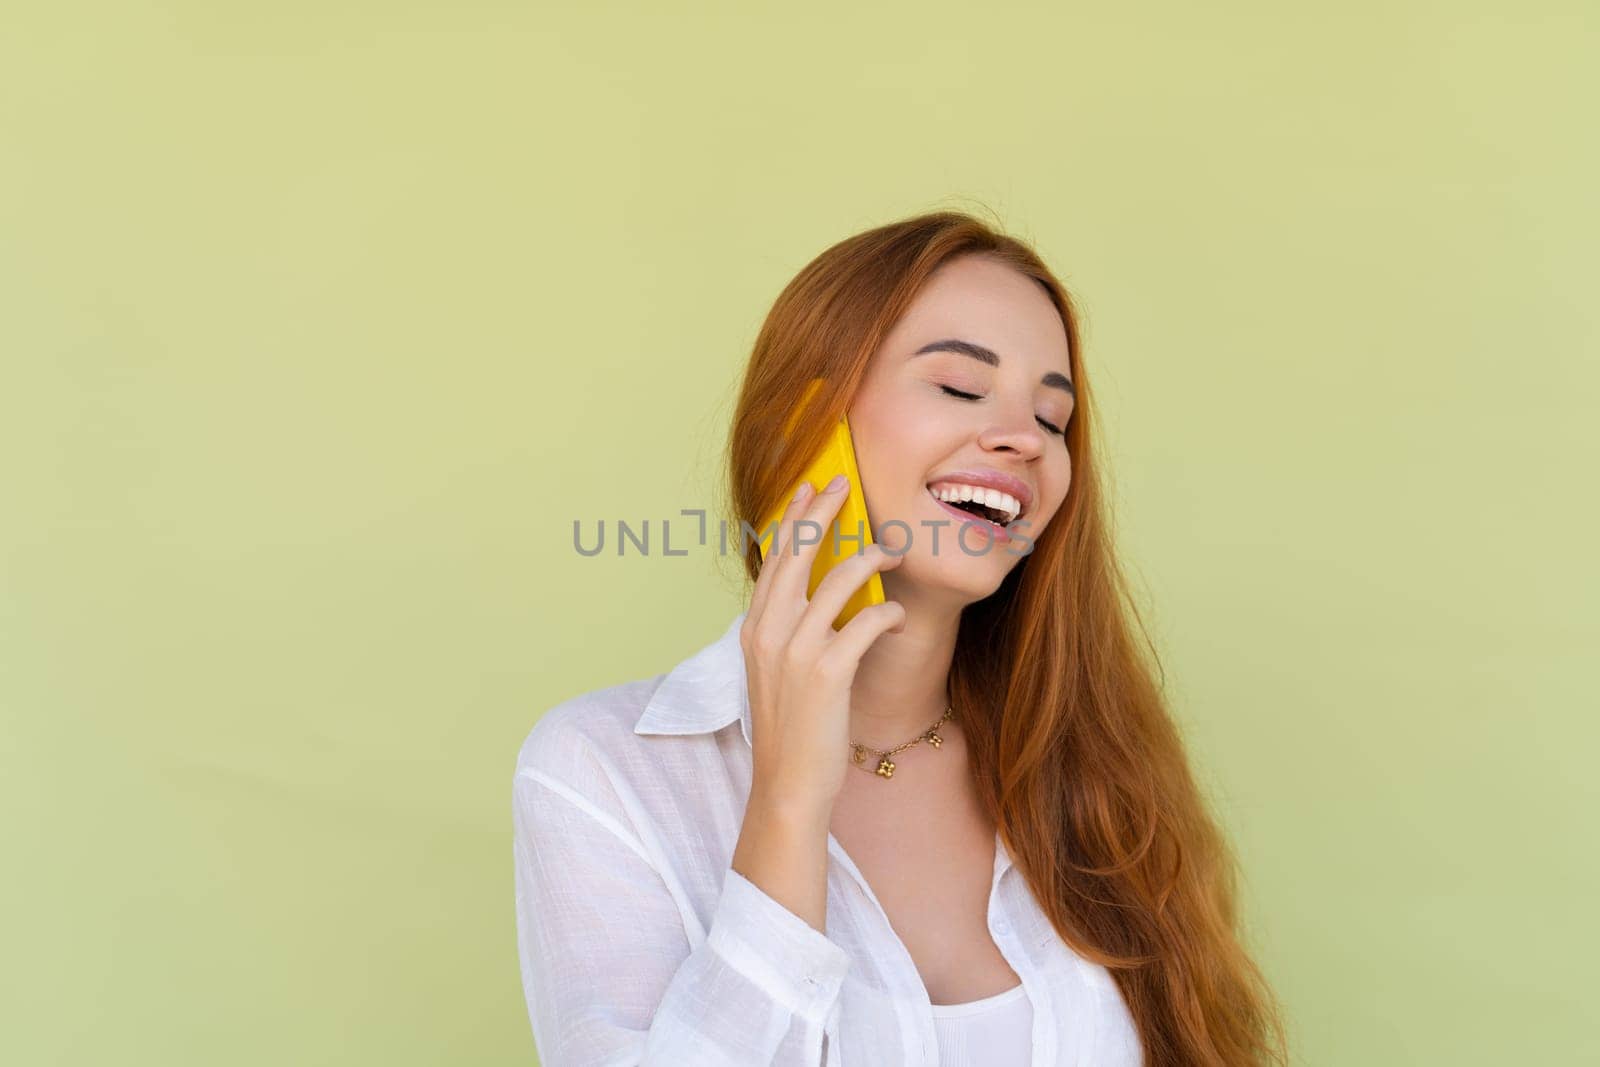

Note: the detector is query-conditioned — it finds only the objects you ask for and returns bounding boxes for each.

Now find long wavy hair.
[719,209,1289,1065]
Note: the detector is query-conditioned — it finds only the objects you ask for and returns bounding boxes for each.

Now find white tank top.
[929,982,1032,1066]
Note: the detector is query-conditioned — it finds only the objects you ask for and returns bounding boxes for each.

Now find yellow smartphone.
[756,378,887,631]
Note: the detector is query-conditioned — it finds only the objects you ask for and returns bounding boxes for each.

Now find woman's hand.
[740,474,908,819]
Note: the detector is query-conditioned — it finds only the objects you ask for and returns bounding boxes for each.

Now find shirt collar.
[634,611,753,749]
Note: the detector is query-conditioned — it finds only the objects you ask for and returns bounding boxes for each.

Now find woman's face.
[848,254,1075,607]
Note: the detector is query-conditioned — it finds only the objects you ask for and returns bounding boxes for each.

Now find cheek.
[853,425,943,533]
[855,409,938,483]
[855,432,914,508]
[1035,455,1073,525]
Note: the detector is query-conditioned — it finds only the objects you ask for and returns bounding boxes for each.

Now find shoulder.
[513,674,665,786]
[512,611,747,811]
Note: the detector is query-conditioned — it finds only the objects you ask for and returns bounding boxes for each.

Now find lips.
[924,468,1035,520]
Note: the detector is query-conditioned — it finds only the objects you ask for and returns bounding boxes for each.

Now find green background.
[4,3,1594,1064]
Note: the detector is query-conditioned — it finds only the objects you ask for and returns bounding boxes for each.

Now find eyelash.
[939,384,1067,437]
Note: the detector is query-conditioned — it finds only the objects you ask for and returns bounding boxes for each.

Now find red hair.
[720,209,1290,1065]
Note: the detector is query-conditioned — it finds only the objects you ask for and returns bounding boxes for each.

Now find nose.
[976,396,1047,459]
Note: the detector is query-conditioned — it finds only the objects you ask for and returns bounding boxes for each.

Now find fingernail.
[825,473,848,493]
[792,481,812,503]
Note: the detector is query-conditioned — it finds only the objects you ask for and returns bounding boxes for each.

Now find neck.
[847,592,962,750]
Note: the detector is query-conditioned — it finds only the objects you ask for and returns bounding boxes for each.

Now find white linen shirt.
[512,611,1144,1066]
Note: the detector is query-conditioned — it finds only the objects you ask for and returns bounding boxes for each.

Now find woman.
[513,211,1289,1065]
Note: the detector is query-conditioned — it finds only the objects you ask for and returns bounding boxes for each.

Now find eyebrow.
[911,338,1075,398]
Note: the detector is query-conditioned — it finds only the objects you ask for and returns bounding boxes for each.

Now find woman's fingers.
[748,479,814,622]
[764,474,852,629]
[795,543,903,647]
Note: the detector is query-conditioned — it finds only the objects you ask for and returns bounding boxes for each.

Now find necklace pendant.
[875,756,895,779]
[925,729,943,749]
[851,744,869,765]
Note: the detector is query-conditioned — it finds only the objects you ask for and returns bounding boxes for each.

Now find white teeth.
[928,483,1022,523]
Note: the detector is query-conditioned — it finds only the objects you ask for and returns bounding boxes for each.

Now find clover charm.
[925,730,943,749]
[851,744,869,765]
[875,756,895,778]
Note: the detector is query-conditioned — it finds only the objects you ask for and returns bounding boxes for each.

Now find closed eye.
[940,384,1067,437]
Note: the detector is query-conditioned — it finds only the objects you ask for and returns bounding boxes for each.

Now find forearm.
[732,789,833,934]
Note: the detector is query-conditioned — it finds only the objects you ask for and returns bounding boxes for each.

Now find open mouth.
[925,485,1023,527]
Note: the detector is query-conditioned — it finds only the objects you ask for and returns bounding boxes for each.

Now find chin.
[888,554,1009,606]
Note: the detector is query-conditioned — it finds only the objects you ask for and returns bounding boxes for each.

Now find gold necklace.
[848,706,953,780]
